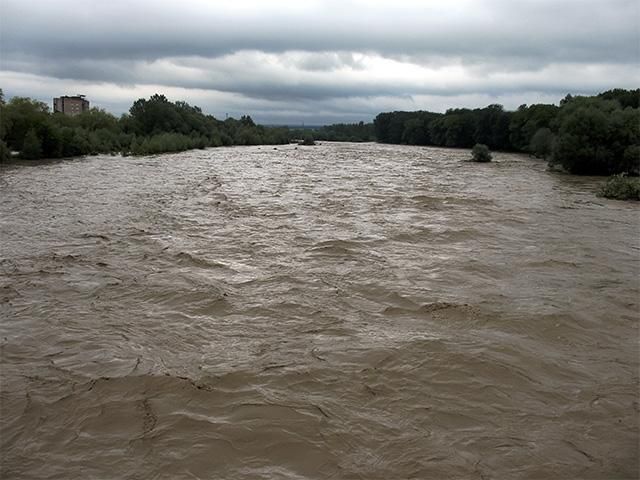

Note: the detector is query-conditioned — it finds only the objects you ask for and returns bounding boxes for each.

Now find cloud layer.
[1,0,638,123]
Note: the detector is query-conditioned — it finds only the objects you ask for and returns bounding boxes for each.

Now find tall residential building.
[53,95,90,116]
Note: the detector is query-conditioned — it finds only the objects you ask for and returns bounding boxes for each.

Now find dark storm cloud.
[2,0,638,63]
[1,0,638,121]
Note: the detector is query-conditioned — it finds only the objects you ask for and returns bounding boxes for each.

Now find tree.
[621,145,640,175]
[402,118,428,145]
[76,108,119,131]
[21,128,43,159]
[2,97,49,151]
[551,96,639,175]
[598,88,640,109]
[240,115,255,127]
[509,103,558,151]
[474,104,511,150]
[129,94,181,135]
[529,128,553,159]
[444,111,475,148]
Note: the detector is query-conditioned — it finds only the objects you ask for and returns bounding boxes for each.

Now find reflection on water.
[1,143,638,479]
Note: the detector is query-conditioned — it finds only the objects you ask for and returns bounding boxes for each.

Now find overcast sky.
[1,0,638,124]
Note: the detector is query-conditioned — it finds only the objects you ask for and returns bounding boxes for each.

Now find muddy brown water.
[0,142,638,479]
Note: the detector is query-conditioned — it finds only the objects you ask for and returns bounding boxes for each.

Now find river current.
[1,142,638,479]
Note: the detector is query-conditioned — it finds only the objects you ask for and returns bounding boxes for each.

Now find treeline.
[0,92,290,161]
[374,89,640,175]
[2,88,638,177]
[290,121,375,143]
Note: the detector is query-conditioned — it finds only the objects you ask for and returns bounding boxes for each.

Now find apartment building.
[53,95,90,115]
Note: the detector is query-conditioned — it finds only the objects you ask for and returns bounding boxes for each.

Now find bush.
[471,143,492,162]
[299,133,316,146]
[598,174,640,200]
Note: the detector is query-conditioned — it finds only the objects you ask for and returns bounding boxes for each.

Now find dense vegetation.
[0,91,290,160]
[471,144,492,162]
[374,89,640,176]
[289,122,375,143]
[2,88,638,182]
[598,175,640,201]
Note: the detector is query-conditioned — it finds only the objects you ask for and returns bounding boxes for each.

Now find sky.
[1,0,638,125]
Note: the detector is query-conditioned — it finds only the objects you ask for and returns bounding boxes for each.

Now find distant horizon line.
[4,87,637,128]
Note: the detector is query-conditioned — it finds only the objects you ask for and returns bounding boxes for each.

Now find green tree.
[509,103,558,151]
[551,96,639,174]
[598,88,640,109]
[443,111,475,148]
[474,104,511,150]
[402,118,429,145]
[622,145,640,175]
[2,97,49,151]
[21,128,43,159]
[76,108,119,132]
[529,128,554,159]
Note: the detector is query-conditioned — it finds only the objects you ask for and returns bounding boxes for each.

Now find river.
[1,142,638,479]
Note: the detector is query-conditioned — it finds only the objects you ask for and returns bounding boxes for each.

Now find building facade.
[53,95,90,116]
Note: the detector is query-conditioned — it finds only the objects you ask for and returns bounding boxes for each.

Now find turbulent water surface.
[1,143,638,479]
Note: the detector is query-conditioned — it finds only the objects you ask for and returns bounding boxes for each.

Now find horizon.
[3,88,625,128]
[1,0,638,124]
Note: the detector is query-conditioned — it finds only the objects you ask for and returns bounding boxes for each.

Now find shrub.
[471,143,492,162]
[598,174,640,200]
[299,133,316,146]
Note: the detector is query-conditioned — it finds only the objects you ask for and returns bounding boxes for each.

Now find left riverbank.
[0,92,291,162]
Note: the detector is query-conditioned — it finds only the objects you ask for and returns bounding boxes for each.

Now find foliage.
[289,122,374,143]
[0,94,291,159]
[550,96,640,175]
[128,133,207,155]
[597,88,640,109]
[21,128,43,159]
[471,143,492,162]
[598,174,640,200]
[509,103,558,151]
[2,88,638,174]
[1,97,50,152]
[299,133,316,146]
[315,121,374,142]
[529,127,554,159]
[622,145,640,174]
[373,88,638,175]
[374,111,417,144]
